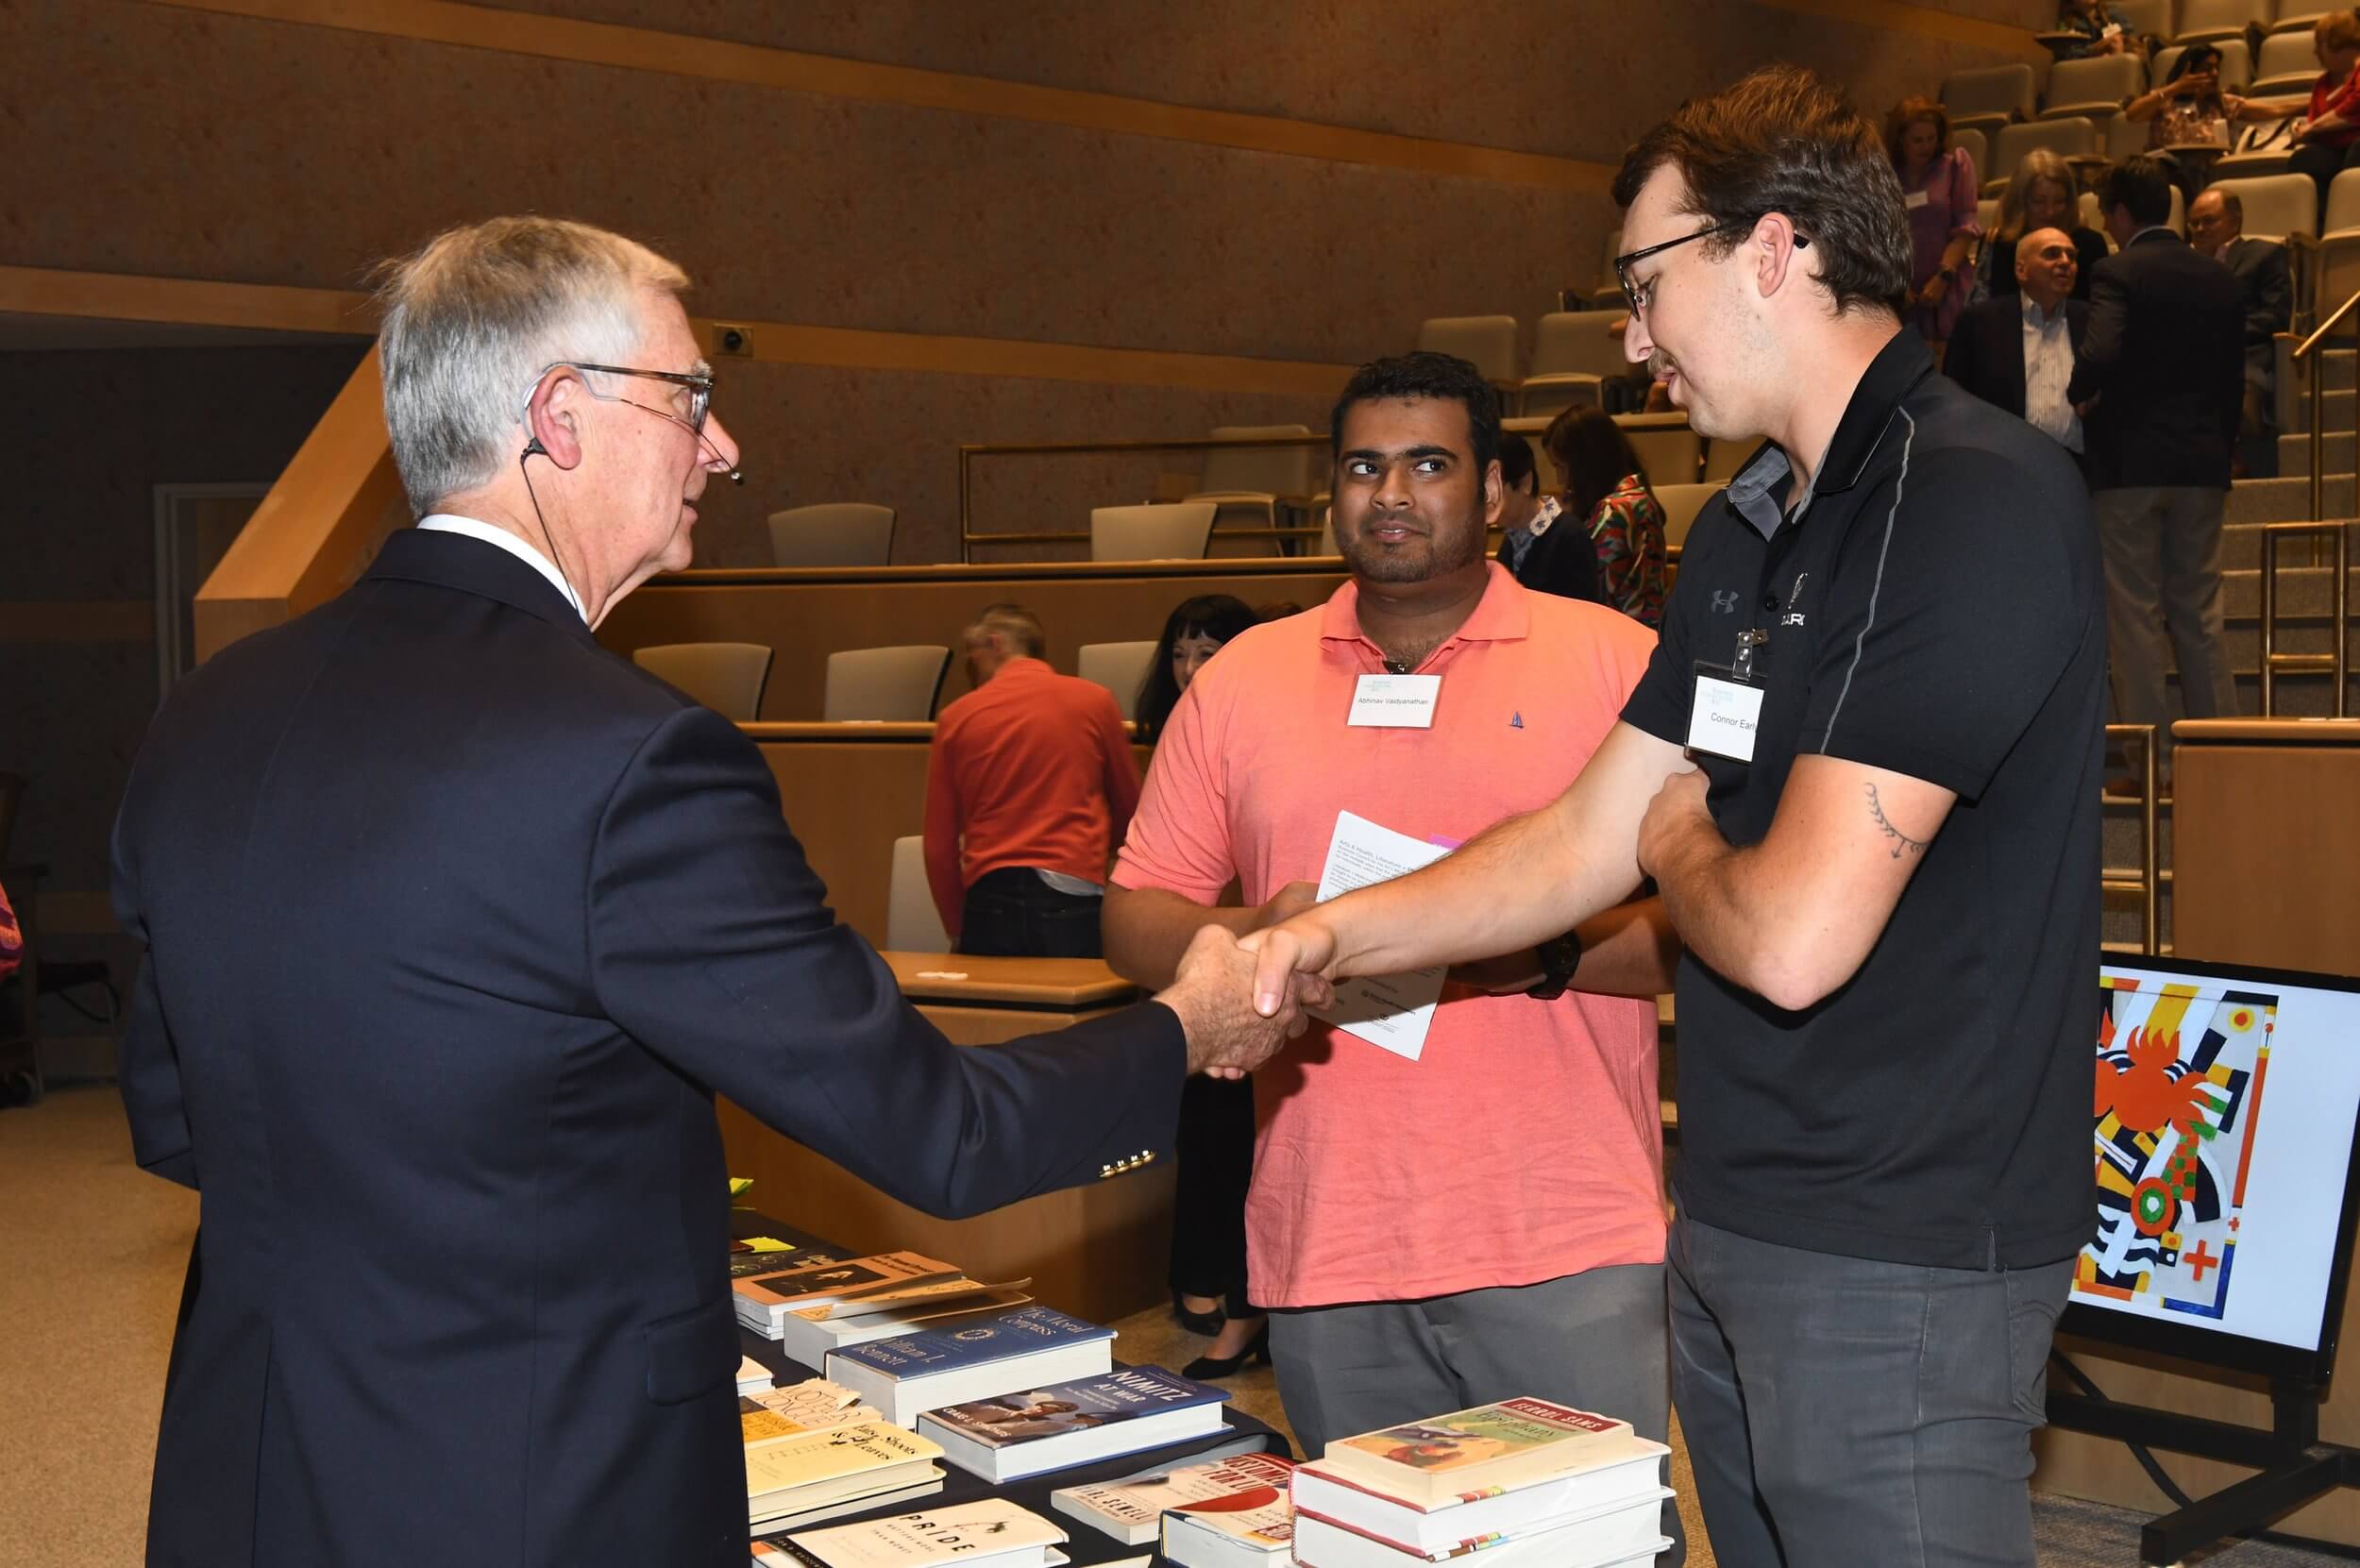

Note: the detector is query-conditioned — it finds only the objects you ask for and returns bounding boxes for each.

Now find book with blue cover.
[824,1306,1116,1425]
[919,1365,1231,1480]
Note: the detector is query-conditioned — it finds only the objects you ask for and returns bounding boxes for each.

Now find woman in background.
[1887,96,1981,344]
[1542,407,1667,628]
[1136,593,1270,1378]
[1980,148,2111,302]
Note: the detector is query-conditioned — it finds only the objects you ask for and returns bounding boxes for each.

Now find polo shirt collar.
[1321,561,1530,650]
[1722,329,1933,539]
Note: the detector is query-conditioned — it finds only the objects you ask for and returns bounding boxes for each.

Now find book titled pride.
[1289,1397,1672,1568]
[743,1421,946,1537]
[824,1306,1114,1425]
[917,1364,1228,1481]
[755,1498,1070,1567]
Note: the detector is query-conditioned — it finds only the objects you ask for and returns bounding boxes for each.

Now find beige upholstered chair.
[1620,415,1705,486]
[1415,315,1521,383]
[1656,483,1728,551]
[1185,426,1322,549]
[631,642,774,721]
[2041,55,2146,120]
[767,503,896,566]
[1076,641,1158,721]
[1520,313,1629,417]
[1089,502,1217,562]
[2173,0,2268,42]
[822,646,952,721]
[2207,173,2318,242]
[886,835,952,952]
[1942,62,2039,141]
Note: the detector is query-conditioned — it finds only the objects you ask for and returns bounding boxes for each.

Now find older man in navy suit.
[111,217,1319,1568]
[1941,226,2089,463]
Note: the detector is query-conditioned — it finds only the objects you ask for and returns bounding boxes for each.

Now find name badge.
[1349,673,1441,728]
[1903,190,1930,211]
[1687,666,1762,762]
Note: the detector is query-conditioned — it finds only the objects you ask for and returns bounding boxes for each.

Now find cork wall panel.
[1,3,1599,368]
[465,0,2048,164]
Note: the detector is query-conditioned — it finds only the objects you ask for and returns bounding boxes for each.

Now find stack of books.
[753,1498,1072,1567]
[743,1420,949,1537]
[739,1377,883,1444]
[1156,1452,1299,1567]
[918,1365,1228,1481]
[733,1252,967,1339]
[1288,1398,1673,1568]
[823,1305,1116,1425]
[1051,1442,1288,1547]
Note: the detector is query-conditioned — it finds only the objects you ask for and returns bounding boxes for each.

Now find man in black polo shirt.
[1242,65,2101,1567]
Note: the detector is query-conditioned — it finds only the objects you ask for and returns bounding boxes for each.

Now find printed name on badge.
[1348,673,1441,729]
[1687,672,1762,763]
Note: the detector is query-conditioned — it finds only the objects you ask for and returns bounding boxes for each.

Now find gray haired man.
[110,216,1318,1568]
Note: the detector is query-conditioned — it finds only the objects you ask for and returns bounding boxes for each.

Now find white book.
[780,1497,1069,1567]
[1049,1440,1281,1544]
[749,1472,945,1537]
[1290,1446,1666,1556]
[774,1290,1034,1369]
[1291,1491,1669,1568]
[739,1356,776,1395]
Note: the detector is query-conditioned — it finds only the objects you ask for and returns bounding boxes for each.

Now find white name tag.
[1687,673,1762,762]
[1349,673,1441,728]
[1904,190,1930,211]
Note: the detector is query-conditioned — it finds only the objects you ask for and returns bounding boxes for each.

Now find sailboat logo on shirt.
[1509,711,1525,729]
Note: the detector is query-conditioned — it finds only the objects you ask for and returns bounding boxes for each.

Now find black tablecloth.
[733,1212,1290,1566]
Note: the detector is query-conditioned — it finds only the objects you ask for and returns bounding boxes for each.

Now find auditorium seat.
[1090,502,1216,562]
[1415,315,1520,384]
[1185,425,1322,548]
[886,835,952,953]
[632,642,775,720]
[2174,0,2268,42]
[767,503,896,567]
[1952,126,1990,185]
[1703,436,1759,484]
[2305,171,2360,318]
[822,646,952,721]
[1991,118,2099,194]
[2043,55,2146,120]
[1619,415,1704,486]
[1521,312,1627,417]
[2208,172,2318,241]
[2250,27,2321,94]
[1076,641,1157,721]
[2111,0,2175,39]
[2271,7,2334,37]
[1656,483,1727,551]
[1942,62,2038,142]
[2102,110,2149,164]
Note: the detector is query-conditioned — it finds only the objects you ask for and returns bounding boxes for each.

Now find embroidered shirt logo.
[1711,588,1740,614]
[1509,711,1525,729]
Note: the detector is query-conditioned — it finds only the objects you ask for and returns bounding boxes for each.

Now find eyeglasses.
[525,361,714,433]
[1613,219,1810,318]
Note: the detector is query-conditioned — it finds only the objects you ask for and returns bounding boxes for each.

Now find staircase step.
[2229,476,2354,524]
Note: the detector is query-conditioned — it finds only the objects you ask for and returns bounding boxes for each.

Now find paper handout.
[1309,811,1451,1060]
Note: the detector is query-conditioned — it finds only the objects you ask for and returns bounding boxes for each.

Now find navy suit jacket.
[1941,293,2088,422]
[112,529,1185,1568]
[1499,511,1604,606]
[2065,228,2245,491]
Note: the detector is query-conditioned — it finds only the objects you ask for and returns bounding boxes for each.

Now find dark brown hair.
[1543,407,1651,524]
[1612,65,1913,320]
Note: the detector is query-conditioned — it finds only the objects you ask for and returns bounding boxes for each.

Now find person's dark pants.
[1668,1213,2074,1568]
[1168,1072,1255,1312]
[2292,140,2360,228]
[955,867,1104,958]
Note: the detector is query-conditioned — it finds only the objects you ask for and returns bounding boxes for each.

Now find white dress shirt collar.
[413,514,587,622]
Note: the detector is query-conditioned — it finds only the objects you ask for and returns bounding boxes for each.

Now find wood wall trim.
[1767,0,2044,53]
[0,601,154,644]
[0,264,375,334]
[148,0,1618,193]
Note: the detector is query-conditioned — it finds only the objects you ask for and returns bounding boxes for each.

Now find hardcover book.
[1315,1398,1640,1509]
[734,1253,962,1333]
[917,1365,1228,1481]
[824,1306,1114,1425]
[1053,1447,1291,1546]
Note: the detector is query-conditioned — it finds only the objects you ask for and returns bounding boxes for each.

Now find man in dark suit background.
[1492,431,1604,605]
[111,217,1319,1568]
[1942,226,2090,464]
[2187,185,2293,472]
[2068,157,2246,774]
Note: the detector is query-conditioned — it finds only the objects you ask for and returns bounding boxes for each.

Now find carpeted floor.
[5,1084,2350,1567]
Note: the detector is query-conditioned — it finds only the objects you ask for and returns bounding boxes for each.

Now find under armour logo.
[1711,589,1740,614]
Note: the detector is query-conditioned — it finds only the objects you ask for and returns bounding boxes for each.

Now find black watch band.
[1526,929,1585,1001]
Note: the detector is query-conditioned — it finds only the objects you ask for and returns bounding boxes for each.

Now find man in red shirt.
[924,603,1142,957]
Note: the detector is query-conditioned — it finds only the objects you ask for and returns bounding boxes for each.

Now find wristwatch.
[1526,929,1586,1001]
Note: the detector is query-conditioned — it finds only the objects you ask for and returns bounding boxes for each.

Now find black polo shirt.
[1623,330,2104,1271]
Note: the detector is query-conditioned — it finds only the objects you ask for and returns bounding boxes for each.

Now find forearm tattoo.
[1864,782,1928,859]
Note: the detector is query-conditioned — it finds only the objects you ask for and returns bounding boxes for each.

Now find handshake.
[1150,887,1340,1079]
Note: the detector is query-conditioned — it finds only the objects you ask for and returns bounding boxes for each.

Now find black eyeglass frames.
[1613,218,1811,318]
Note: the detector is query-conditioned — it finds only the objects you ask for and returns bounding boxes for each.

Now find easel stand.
[2048,1375,2360,1564]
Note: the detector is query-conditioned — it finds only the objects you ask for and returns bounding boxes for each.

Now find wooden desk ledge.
[881,951,1141,1008]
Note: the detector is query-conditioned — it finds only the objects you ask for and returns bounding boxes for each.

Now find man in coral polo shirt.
[1104,352,1681,1563]
[925,602,1142,957]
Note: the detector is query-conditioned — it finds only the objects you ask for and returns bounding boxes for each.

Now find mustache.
[1649,350,1679,380]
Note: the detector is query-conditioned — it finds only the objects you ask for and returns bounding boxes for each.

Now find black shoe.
[1183,1323,1271,1381]
[1172,1292,1225,1337]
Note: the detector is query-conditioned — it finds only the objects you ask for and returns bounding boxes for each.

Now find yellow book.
[744,1422,946,1517]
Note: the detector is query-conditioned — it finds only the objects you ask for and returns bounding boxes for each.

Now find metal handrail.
[2259,519,2352,717]
[2099,723,2162,956]
[2293,283,2360,524]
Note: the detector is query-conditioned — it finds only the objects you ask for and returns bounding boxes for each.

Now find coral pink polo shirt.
[1113,565,1665,1308]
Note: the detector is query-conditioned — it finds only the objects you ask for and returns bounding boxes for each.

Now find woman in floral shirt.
[1542,406,1666,627]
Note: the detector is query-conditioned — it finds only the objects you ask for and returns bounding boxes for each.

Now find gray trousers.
[1669,1214,2075,1568]
[2091,486,2241,756]
[1269,1262,1681,1564]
